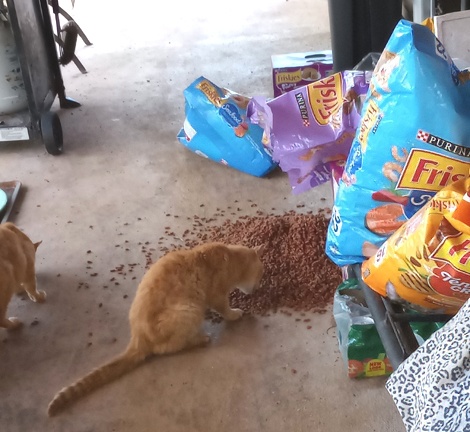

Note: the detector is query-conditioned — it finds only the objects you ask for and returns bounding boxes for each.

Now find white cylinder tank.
[0,21,28,115]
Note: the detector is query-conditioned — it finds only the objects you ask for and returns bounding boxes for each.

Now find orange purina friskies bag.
[362,177,470,314]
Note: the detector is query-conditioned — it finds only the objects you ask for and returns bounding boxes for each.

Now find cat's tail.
[47,344,147,417]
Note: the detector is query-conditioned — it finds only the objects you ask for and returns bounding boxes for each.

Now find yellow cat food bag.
[362,177,470,314]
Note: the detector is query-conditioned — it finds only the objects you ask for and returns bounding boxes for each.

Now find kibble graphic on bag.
[326,20,470,266]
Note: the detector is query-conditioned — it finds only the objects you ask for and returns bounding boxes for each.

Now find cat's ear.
[33,241,42,251]
[254,243,267,258]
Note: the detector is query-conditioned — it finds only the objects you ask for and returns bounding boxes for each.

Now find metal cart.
[0,0,80,155]
[350,264,454,370]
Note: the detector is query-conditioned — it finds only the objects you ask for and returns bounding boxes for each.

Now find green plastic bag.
[333,279,444,378]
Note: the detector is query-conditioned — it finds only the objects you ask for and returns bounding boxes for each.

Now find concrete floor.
[0,0,404,430]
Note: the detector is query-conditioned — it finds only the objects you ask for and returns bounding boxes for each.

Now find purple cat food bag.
[248,70,371,193]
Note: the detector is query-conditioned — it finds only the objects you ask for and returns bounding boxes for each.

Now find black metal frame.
[351,264,454,369]
[49,0,90,74]
[1,0,79,150]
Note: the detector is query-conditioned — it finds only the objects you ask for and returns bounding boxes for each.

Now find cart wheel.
[41,112,63,155]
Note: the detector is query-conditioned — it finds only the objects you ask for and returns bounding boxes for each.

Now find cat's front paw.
[35,290,47,303]
[225,308,243,321]
[5,317,23,331]
[201,334,211,345]
[192,332,211,348]
[28,290,46,303]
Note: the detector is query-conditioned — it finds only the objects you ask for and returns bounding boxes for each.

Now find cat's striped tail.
[47,345,146,416]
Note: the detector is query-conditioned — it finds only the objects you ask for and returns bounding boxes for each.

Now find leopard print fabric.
[386,300,470,432]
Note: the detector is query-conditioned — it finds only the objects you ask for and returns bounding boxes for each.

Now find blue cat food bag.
[326,20,470,266]
[177,76,277,177]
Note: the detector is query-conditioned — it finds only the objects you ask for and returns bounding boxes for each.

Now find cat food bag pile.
[248,70,370,193]
[334,279,443,378]
[326,19,470,266]
[362,176,470,314]
[177,76,277,178]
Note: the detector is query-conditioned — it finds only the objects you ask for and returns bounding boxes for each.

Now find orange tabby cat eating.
[48,241,265,416]
[0,222,45,330]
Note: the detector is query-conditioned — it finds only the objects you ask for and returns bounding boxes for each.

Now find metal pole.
[328,0,354,72]
[352,264,419,370]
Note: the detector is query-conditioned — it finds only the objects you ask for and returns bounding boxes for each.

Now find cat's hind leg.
[0,316,23,331]
[23,273,46,303]
[0,287,22,330]
[150,311,209,355]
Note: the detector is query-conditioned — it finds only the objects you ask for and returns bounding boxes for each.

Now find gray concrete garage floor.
[0,0,405,430]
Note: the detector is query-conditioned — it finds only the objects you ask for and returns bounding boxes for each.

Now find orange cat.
[48,241,265,416]
[0,222,45,330]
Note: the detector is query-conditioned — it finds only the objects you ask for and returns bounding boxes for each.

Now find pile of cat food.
[89,201,342,322]
[156,205,342,320]
[193,210,340,316]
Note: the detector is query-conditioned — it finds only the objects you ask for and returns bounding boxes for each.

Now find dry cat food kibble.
[100,206,341,321]
[182,210,342,319]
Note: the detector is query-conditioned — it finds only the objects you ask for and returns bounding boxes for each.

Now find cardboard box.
[271,50,333,97]
[434,10,470,70]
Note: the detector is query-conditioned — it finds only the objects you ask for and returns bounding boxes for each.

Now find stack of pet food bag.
[178,54,371,187]
[326,19,470,378]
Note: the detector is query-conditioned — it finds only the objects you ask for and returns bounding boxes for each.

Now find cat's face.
[236,244,265,294]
